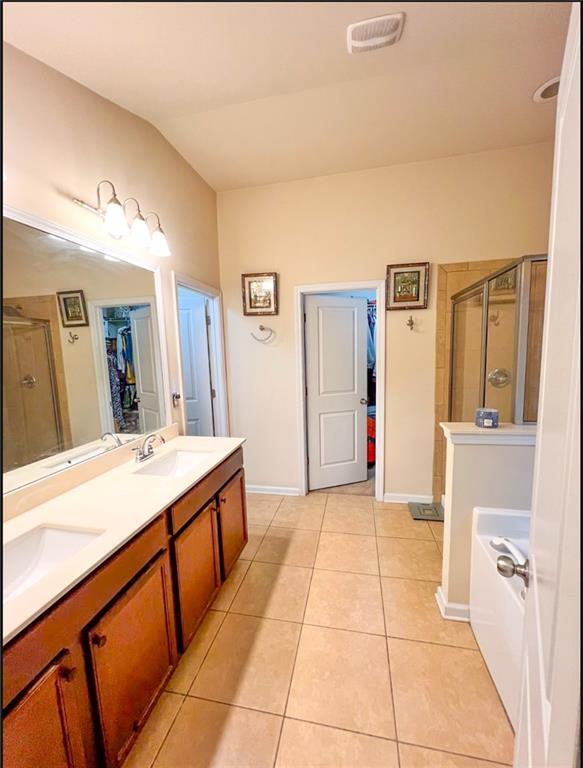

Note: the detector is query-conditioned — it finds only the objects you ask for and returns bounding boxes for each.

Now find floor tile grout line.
[180,610,228,699]
[397,739,513,766]
[373,508,401,767]
[144,690,189,768]
[272,495,327,767]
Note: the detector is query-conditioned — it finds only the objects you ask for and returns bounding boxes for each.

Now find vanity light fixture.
[124,197,151,248]
[97,180,128,240]
[146,212,171,258]
[72,180,171,257]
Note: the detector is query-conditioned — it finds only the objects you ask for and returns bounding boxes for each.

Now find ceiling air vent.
[347,13,405,54]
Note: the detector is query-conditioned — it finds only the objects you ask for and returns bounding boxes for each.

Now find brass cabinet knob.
[220,496,227,504]
[61,666,78,683]
[92,633,108,648]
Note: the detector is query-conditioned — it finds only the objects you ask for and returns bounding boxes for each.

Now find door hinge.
[211,388,217,398]
[305,385,308,397]
[206,313,211,326]
[303,312,307,323]
[307,456,309,465]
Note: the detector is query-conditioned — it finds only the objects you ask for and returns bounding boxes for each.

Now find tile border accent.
[435,586,470,622]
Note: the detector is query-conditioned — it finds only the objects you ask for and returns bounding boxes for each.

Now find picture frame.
[241,272,278,315]
[386,262,429,310]
[56,289,89,327]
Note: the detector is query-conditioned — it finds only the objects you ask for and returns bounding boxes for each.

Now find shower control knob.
[488,368,512,388]
[497,555,530,588]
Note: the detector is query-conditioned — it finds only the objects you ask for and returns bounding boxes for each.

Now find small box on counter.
[475,407,499,428]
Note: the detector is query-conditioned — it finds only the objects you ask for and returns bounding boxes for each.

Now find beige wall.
[218,143,553,496]
[2,43,219,437]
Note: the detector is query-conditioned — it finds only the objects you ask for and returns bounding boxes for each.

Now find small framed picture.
[386,262,429,310]
[241,272,278,315]
[56,289,89,327]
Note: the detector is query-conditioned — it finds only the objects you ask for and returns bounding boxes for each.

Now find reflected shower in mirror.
[2,217,167,491]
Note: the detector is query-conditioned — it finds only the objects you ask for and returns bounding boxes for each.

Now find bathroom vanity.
[2,437,247,768]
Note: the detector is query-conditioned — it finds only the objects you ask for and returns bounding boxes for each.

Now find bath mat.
[408,502,444,522]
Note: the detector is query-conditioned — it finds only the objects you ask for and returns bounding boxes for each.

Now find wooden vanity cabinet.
[3,448,247,768]
[2,653,86,768]
[86,552,176,768]
[217,469,247,578]
[173,501,221,649]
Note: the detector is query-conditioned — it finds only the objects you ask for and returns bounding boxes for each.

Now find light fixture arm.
[96,180,118,212]
[123,196,143,217]
[145,211,162,230]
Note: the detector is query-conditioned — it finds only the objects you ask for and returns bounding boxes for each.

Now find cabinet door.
[87,552,176,767]
[3,654,86,768]
[218,469,248,578]
[174,502,221,649]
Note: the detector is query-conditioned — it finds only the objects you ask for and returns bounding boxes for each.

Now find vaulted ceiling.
[3,2,570,190]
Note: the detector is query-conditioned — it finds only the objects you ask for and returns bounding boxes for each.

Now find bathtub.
[470,507,531,730]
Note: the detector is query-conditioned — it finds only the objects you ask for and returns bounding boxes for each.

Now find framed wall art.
[241,272,278,315]
[386,262,429,310]
[56,289,89,327]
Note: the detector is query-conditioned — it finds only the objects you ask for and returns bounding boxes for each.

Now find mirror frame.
[2,204,173,490]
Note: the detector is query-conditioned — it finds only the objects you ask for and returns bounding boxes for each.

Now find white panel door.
[129,306,162,433]
[177,287,214,436]
[515,7,580,768]
[305,294,368,490]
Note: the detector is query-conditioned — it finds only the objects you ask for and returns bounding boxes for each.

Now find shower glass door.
[2,319,63,471]
[450,289,484,421]
[484,267,519,421]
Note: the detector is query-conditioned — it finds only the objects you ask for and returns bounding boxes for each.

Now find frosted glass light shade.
[104,197,128,239]
[150,227,171,257]
[130,214,151,247]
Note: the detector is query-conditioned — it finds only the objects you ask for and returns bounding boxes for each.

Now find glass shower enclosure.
[449,255,548,424]
[2,307,64,471]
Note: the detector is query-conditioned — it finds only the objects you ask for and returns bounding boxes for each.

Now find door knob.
[497,555,529,587]
[91,633,108,648]
[360,398,369,405]
[172,392,182,408]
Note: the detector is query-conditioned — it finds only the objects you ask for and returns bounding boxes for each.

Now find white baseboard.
[246,485,300,496]
[382,493,433,504]
[441,494,446,508]
[435,586,470,622]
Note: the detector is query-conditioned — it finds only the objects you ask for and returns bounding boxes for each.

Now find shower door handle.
[20,374,37,389]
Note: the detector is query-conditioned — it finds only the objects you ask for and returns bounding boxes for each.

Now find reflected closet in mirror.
[2,215,168,492]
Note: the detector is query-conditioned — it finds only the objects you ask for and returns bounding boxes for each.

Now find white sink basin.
[134,450,215,478]
[3,525,104,602]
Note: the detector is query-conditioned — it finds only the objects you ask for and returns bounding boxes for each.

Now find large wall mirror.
[3,215,169,492]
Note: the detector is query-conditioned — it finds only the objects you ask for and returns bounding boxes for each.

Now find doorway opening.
[173,273,229,437]
[90,297,165,436]
[296,281,385,501]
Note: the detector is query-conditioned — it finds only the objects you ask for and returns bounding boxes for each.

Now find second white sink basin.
[135,450,215,478]
[3,525,104,602]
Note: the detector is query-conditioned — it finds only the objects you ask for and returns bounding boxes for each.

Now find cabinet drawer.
[173,502,221,650]
[86,552,177,767]
[170,448,243,533]
[3,654,86,768]
[218,469,248,578]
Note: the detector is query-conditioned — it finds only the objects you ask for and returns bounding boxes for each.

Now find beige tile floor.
[126,492,514,768]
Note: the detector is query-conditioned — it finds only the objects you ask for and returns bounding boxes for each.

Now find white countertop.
[2,435,245,645]
[440,422,537,446]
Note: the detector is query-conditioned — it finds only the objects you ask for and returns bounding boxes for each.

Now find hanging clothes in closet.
[106,347,125,429]
[117,327,137,408]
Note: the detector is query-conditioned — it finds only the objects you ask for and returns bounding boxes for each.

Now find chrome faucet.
[101,432,123,448]
[132,432,166,463]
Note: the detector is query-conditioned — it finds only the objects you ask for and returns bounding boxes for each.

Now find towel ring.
[251,324,274,343]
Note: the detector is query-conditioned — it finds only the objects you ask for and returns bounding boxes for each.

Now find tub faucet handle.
[497,554,530,588]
